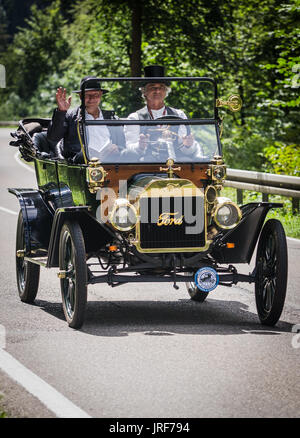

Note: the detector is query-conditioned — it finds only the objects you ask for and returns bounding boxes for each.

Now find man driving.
[124,65,201,162]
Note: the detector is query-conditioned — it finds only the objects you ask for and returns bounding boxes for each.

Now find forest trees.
[0,0,299,175]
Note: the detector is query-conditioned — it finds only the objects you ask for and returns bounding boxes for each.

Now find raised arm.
[47,87,72,142]
[56,87,72,112]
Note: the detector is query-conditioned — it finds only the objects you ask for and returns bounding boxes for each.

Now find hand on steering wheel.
[182,134,194,147]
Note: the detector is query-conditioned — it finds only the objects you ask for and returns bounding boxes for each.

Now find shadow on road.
[35,297,293,337]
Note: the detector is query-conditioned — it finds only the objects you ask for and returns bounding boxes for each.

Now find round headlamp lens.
[215,202,241,229]
[218,205,232,221]
[110,200,137,231]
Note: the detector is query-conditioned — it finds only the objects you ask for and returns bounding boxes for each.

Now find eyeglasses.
[146,85,166,92]
[85,92,102,100]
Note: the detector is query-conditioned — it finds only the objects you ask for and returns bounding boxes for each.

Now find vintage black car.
[9,76,288,329]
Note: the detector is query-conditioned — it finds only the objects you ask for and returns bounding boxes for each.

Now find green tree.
[0,0,298,177]
[0,0,9,52]
[0,0,70,118]
[9,0,69,98]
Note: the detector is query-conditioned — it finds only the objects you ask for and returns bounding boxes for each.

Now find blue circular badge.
[194,267,219,292]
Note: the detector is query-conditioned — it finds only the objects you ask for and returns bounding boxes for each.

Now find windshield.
[81,78,221,164]
[85,122,220,163]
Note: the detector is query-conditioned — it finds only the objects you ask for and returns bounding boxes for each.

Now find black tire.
[185,273,209,302]
[59,221,87,329]
[16,211,40,303]
[255,219,288,326]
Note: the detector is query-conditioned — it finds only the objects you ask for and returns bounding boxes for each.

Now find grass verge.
[0,394,7,418]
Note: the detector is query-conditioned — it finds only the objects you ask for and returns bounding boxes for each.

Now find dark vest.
[136,106,190,135]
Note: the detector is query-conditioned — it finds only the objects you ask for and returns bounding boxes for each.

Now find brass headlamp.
[206,156,227,188]
[109,198,138,232]
[212,197,242,229]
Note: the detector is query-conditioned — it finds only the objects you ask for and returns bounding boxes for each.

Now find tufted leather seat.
[32,132,65,159]
[32,132,52,154]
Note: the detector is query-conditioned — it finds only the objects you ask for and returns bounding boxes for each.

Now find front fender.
[8,188,53,254]
[211,202,283,264]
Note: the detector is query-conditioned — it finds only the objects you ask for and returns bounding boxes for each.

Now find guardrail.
[225,168,300,212]
[0,121,18,126]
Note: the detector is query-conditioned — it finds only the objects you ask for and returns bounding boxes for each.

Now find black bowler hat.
[73,76,109,94]
[142,65,170,85]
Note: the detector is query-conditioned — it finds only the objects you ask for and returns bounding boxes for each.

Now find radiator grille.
[138,196,205,250]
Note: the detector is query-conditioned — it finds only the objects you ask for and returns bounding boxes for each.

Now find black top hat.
[73,76,109,94]
[142,65,170,86]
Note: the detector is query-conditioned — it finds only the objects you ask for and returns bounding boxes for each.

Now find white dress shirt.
[85,109,111,157]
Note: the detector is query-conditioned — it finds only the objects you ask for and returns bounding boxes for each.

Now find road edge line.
[0,206,17,215]
[0,348,91,418]
[14,151,35,173]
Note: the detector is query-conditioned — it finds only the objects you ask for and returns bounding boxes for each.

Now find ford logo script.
[156,212,184,226]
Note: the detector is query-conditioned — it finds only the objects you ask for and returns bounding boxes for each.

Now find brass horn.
[216,94,242,112]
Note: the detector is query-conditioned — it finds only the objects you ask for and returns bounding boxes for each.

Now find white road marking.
[0,196,93,418]
[14,151,35,173]
[0,347,91,418]
[0,206,18,215]
[0,151,33,216]
[0,325,5,349]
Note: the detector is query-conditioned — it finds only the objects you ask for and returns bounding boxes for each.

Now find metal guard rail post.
[225,169,300,212]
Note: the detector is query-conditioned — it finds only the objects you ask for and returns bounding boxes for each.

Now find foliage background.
[0,0,299,177]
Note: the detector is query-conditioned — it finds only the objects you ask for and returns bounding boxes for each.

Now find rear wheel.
[255,219,288,326]
[59,221,87,329]
[16,211,40,303]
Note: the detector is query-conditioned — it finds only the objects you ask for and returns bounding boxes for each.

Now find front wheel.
[16,211,40,303]
[59,221,87,329]
[255,219,288,326]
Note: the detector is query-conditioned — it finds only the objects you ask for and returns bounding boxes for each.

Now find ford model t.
[9,75,288,328]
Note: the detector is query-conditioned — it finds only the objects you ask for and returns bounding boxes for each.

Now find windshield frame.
[79,77,221,165]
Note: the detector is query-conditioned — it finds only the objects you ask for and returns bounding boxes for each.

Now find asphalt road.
[0,128,299,419]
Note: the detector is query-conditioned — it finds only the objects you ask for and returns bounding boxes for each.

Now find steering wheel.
[146,114,184,138]
[155,115,184,121]
[141,115,185,161]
